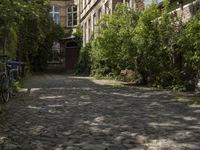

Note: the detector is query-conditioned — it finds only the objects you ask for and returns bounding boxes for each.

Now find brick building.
[49,0,80,70]
[49,0,79,33]
[79,0,145,46]
[168,0,200,23]
[48,0,198,70]
[80,0,199,47]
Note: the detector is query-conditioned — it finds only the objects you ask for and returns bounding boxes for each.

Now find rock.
[114,136,124,144]
[136,135,147,144]
[66,146,79,150]
[128,147,145,150]
[118,69,142,83]
[82,144,107,150]
[3,144,18,150]
[54,148,63,150]
[21,144,32,150]
[123,139,137,148]
[0,137,8,144]
[108,144,125,150]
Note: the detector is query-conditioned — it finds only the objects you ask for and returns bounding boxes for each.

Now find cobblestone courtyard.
[0,74,200,150]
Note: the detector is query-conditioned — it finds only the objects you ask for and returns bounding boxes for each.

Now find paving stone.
[3,144,18,150]
[66,146,80,150]
[81,144,107,150]
[20,144,32,150]
[0,74,200,149]
[123,139,137,148]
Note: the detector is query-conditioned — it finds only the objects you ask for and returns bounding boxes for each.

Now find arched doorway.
[65,36,79,71]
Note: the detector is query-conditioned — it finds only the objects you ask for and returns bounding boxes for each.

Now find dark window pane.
[51,6,53,12]
[74,13,77,18]
[73,19,77,26]
[73,5,77,12]
[49,13,53,18]
[68,20,72,26]
[54,14,60,24]
[68,6,72,12]
[54,6,60,12]
[68,14,72,20]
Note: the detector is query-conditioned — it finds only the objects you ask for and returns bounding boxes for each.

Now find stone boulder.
[118,69,142,84]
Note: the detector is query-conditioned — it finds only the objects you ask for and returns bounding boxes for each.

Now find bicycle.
[0,55,14,103]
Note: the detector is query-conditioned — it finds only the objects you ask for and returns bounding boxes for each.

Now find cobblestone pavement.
[0,74,200,150]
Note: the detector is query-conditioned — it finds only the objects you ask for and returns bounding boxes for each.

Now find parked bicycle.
[0,55,14,103]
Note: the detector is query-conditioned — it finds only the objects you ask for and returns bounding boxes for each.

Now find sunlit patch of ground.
[176,96,200,107]
[91,79,125,87]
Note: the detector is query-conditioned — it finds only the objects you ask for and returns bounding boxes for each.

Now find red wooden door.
[65,47,79,70]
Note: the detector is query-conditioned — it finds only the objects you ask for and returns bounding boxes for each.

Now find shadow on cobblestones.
[0,74,200,150]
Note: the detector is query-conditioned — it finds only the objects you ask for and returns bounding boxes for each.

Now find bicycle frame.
[0,55,13,103]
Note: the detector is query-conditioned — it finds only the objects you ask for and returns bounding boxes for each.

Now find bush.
[76,42,92,75]
[90,4,139,77]
[80,0,200,91]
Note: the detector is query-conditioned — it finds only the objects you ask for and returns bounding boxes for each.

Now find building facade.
[47,0,198,70]
[169,0,200,23]
[48,0,80,70]
[49,0,79,33]
[79,0,145,46]
[80,0,199,47]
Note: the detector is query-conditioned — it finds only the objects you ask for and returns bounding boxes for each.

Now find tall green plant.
[0,0,65,72]
[91,4,139,76]
[134,3,160,84]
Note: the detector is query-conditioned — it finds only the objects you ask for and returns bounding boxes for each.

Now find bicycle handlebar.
[0,55,9,58]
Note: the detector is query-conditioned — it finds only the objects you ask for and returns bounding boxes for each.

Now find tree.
[91,4,139,76]
[0,0,65,71]
[134,3,160,84]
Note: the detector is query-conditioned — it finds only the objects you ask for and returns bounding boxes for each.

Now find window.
[105,1,110,14]
[98,7,102,20]
[50,5,60,24]
[67,5,78,27]
[48,42,62,63]
[88,18,91,38]
[125,0,133,8]
[93,13,96,31]
[93,13,97,38]
[144,0,163,7]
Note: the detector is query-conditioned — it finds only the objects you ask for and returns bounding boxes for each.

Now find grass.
[93,74,116,80]
[176,96,200,107]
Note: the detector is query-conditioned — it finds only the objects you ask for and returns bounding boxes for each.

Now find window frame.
[67,5,78,27]
[50,5,60,24]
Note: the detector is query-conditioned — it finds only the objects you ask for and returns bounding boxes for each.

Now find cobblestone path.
[0,74,200,150]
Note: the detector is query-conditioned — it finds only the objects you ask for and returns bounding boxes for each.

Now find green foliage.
[6,26,18,58]
[183,13,200,72]
[177,96,200,106]
[134,3,160,84]
[76,42,92,75]
[73,26,83,49]
[91,4,139,77]
[82,1,200,91]
[0,0,65,72]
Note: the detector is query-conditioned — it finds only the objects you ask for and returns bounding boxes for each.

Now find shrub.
[90,4,139,77]
[80,0,200,91]
[76,42,92,75]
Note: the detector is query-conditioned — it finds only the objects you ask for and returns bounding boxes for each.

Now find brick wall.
[49,0,79,33]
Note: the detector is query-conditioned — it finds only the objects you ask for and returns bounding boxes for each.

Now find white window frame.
[50,5,60,24]
[67,5,78,27]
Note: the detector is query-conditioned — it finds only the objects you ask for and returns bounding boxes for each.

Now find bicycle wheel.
[8,70,14,96]
[1,73,9,103]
